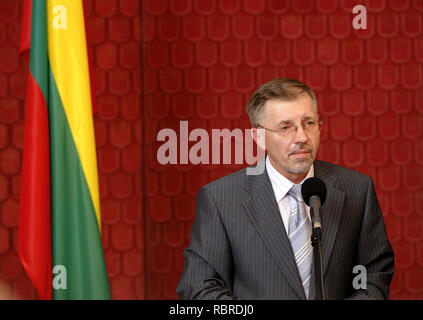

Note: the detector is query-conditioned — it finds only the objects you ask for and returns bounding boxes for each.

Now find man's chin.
[289,160,312,174]
[289,168,311,174]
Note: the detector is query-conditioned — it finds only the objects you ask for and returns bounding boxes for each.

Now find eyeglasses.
[257,117,323,137]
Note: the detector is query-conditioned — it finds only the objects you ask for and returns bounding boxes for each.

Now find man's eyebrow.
[276,120,294,126]
[276,115,317,126]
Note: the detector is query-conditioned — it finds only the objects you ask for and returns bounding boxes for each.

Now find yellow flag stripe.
[47,0,101,230]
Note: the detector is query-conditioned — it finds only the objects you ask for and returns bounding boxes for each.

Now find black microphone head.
[301,177,327,206]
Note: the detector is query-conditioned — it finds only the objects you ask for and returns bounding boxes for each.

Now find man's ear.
[251,127,266,151]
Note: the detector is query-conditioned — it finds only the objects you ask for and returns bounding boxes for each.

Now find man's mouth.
[290,149,312,156]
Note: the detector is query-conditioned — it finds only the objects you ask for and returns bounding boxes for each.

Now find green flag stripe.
[48,66,110,299]
[29,0,48,98]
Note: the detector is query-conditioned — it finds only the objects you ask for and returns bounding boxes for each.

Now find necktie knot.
[289,184,303,202]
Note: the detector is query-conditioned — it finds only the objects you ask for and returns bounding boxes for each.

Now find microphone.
[301,177,327,300]
[301,177,327,230]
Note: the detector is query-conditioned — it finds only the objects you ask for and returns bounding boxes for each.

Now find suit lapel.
[242,163,306,299]
[313,160,345,277]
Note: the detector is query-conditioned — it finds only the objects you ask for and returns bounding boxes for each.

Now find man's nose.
[293,125,308,143]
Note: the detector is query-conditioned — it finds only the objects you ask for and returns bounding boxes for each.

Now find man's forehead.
[264,94,313,106]
[263,97,316,117]
[260,98,317,127]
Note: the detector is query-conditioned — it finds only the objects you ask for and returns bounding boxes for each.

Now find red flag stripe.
[18,69,52,300]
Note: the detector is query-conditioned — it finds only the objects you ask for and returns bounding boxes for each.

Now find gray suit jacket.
[177,160,394,300]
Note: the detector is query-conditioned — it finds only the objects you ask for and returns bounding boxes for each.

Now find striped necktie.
[288,184,313,299]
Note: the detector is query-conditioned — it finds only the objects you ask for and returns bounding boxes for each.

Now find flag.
[18,0,110,299]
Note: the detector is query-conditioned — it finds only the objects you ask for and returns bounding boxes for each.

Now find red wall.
[0,0,422,299]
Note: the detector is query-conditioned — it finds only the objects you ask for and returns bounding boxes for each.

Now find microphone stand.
[309,198,325,300]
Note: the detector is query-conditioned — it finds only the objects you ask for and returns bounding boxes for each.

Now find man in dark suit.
[177,78,394,300]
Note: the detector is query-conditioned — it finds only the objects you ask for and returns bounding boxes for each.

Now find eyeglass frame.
[256,116,323,137]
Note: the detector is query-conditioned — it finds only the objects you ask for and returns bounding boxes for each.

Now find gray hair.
[246,78,318,127]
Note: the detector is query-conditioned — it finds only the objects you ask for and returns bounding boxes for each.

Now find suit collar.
[313,160,345,277]
[313,159,338,188]
[242,159,345,299]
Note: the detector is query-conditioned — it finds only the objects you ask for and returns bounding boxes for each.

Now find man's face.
[259,94,321,183]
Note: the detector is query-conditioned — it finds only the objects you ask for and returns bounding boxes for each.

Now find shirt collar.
[266,155,314,203]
